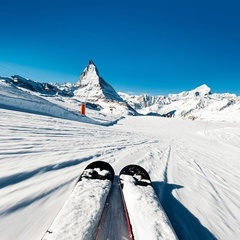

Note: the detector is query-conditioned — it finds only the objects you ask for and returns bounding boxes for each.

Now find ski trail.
[1,112,240,240]
[161,144,172,184]
[131,140,220,240]
[135,142,173,192]
[165,137,240,240]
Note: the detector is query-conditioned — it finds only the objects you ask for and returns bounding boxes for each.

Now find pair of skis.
[42,161,177,240]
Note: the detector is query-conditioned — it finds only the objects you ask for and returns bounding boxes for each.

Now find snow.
[173,84,211,99]
[0,82,240,239]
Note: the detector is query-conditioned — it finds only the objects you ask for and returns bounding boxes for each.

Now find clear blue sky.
[1,0,240,95]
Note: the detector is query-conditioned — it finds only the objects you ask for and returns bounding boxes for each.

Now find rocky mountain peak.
[86,60,99,75]
[75,60,99,88]
[74,60,123,102]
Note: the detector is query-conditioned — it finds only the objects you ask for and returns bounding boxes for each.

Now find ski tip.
[119,164,152,187]
[79,161,115,182]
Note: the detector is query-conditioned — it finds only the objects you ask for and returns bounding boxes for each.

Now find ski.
[42,161,114,240]
[119,164,178,240]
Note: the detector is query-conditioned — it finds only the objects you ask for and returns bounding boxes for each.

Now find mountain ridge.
[1,61,240,122]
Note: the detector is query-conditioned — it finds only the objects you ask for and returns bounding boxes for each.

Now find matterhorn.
[73,61,137,115]
[74,60,123,102]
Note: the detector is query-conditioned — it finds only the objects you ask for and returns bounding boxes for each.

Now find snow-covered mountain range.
[1,60,240,122]
[120,84,240,122]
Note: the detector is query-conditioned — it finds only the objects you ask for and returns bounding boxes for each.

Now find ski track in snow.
[0,108,240,240]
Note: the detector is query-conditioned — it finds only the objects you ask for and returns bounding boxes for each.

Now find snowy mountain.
[1,61,240,121]
[3,75,73,97]
[74,60,123,102]
[72,60,137,116]
[119,84,240,122]
[0,80,122,125]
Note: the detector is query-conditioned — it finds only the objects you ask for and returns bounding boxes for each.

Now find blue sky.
[1,0,240,95]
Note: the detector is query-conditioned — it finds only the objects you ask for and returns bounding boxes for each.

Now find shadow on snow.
[0,178,75,216]
[153,181,217,240]
[0,155,100,189]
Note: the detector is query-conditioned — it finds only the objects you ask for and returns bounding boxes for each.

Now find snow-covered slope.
[0,83,240,240]
[0,81,120,126]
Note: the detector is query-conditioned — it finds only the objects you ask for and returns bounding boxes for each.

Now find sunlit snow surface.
[0,82,240,240]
